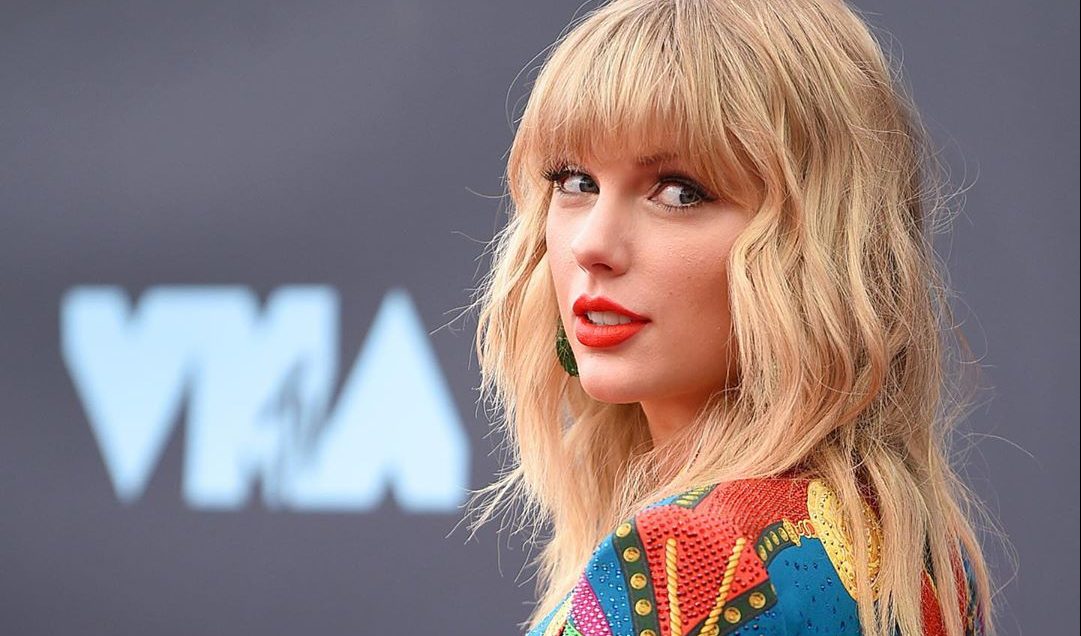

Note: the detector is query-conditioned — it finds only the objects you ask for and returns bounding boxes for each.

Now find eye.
[542,166,598,195]
[540,163,716,212]
[653,180,711,212]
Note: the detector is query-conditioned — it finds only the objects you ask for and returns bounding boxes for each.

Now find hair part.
[464,1,998,634]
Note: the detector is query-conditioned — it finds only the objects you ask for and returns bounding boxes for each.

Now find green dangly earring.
[555,320,579,376]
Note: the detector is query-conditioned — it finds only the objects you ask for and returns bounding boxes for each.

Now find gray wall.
[0,1,1075,634]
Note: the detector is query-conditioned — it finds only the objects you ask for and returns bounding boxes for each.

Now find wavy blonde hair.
[464,1,996,634]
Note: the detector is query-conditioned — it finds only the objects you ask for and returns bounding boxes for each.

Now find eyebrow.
[634,151,679,166]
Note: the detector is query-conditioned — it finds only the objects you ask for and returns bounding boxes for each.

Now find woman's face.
[545,147,752,442]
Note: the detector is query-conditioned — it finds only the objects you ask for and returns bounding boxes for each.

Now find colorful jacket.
[526,477,982,636]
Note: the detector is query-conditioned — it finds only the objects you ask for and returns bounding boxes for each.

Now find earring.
[555,320,579,376]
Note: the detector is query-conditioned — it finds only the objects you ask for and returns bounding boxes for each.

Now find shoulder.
[530,477,980,636]
[613,480,791,635]
[528,477,884,636]
[629,477,871,636]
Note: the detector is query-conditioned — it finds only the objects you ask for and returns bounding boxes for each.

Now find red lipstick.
[572,295,650,348]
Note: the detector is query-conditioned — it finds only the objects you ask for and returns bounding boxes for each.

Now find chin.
[577,369,644,405]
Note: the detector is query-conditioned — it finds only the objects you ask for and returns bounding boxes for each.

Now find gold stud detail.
[622,546,641,563]
[749,592,766,609]
[724,606,742,623]
[784,518,802,547]
[616,522,632,538]
[630,572,648,590]
[640,630,657,636]
[635,598,653,616]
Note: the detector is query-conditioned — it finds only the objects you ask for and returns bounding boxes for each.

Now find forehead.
[565,148,686,169]
[544,119,696,166]
[515,8,762,204]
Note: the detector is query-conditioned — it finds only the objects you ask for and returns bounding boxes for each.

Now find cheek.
[677,266,732,332]
[653,237,732,310]
[545,218,576,309]
[545,224,566,275]
[652,241,735,351]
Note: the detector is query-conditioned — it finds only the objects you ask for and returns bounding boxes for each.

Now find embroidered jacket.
[526,477,982,636]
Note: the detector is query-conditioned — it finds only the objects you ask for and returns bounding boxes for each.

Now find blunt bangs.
[514,1,762,207]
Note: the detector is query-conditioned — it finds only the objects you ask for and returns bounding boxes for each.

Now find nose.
[570,191,630,275]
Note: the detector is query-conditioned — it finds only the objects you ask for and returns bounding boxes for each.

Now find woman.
[466,0,995,634]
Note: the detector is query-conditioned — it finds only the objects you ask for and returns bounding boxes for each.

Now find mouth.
[571,295,650,348]
[573,313,649,348]
[581,310,640,326]
[572,295,650,322]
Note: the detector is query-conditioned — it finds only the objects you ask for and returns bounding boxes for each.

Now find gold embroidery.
[665,537,682,636]
[806,479,882,599]
[749,591,767,609]
[783,517,801,546]
[700,536,746,636]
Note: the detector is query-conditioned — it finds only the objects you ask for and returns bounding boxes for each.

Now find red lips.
[572,295,650,348]
[572,295,650,320]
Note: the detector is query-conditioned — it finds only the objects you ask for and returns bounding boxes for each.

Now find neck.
[640,393,707,448]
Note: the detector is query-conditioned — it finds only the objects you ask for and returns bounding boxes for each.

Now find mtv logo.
[60,285,470,513]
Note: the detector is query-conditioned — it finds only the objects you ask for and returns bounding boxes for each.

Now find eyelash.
[540,163,716,213]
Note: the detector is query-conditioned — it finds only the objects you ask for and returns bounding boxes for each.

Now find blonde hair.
[464,1,997,634]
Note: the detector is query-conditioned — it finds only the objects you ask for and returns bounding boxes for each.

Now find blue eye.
[542,165,597,195]
[553,171,598,195]
[653,180,710,212]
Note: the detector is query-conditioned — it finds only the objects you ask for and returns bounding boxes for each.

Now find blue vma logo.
[60,285,469,513]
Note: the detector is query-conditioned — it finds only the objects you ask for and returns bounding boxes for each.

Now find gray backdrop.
[1,1,1076,634]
